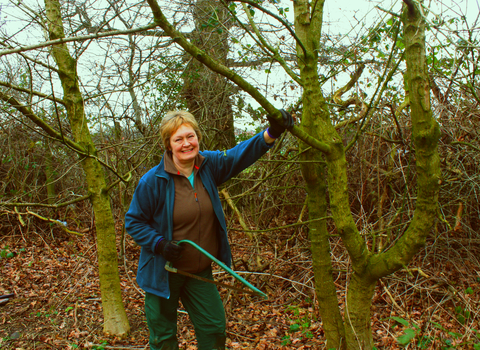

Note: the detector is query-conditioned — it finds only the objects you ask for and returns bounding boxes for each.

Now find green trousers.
[145,267,226,350]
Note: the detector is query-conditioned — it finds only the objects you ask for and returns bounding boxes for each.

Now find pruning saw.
[164,239,268,299]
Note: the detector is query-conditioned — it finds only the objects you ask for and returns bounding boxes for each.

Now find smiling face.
[169,124,199,166]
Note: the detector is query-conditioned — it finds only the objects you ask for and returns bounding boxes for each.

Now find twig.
[25,209,84,236]
[229,216,333,233]
[0,194,91,208]
[214,270,315,291]
[221,189,252,239]
[451,141,480,153]
[380,280,406,316]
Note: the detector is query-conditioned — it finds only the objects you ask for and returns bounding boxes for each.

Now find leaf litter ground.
[1,221,480,349]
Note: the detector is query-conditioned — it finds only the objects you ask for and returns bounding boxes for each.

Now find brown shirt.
[164,152,219,273]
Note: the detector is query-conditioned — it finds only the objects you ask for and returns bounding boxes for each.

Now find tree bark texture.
[44,0,130,336]
[302,151,347,350]
[367,0,441,280]
[294,1,347,349]
[344,275,377,349]
[344,1,440,348]
[182,0,236,150]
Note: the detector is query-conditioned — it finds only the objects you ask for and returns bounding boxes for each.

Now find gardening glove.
[266,109,294,139]
[156,239,184,262]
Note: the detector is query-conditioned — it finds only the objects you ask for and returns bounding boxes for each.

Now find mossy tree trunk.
[294,0,440,348]
[294,1,347,348]
[293,1,374,346]
[44,0,130,336]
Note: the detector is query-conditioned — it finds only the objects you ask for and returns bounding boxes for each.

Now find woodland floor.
[1,218,480,349]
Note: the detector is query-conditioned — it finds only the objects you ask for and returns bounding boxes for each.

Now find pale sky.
[1,0,478,128]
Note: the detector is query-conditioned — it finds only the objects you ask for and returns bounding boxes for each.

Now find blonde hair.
[160,110,202,150]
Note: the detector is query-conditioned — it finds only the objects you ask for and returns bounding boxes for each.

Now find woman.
[125,109,292,350]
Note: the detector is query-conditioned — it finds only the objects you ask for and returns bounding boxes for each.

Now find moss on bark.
[44,0,130,336]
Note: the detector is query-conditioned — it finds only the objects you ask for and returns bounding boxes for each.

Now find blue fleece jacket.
[125,131,273,299]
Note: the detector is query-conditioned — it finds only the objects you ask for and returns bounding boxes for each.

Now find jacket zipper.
[194,179,201,268]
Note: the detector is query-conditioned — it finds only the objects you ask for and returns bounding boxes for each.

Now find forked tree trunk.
[293,0,439,349]
[44,0,130,336]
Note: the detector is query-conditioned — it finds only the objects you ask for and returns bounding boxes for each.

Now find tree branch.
[0,23,159,57]
[0,81,65,105]
[146,0,331,154]
[0,91,132,183]
[231,0,307,57]
[0,91,84,152]
[332,64,365,104]
[241,3,303,86]
[0,194,91,209]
